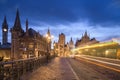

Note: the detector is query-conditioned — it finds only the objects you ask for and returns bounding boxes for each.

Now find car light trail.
[78,55,120,67]
[76,56,120,73]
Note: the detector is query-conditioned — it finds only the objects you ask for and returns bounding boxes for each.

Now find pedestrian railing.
[0,56,47,80]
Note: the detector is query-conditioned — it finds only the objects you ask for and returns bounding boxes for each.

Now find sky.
[0,0,120,44]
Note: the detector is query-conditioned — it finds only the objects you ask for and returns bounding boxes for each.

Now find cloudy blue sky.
[0,0,120,43]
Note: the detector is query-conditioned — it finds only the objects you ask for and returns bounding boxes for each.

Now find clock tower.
[2,16,8,45]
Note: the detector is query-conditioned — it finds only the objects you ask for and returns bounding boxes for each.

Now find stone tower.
[69,37,74,50]
[58,33,65,56]
[2,16,8,45]
[10,9,24,59]
[81,31,90,43]
[46,28,51,53]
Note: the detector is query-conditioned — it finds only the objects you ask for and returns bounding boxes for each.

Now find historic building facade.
[58,33,65,56]
[69,37,74,50]
[53,33,73,57]
[0,9,51,60]
[75,31,99,47]
[10,10,50,59]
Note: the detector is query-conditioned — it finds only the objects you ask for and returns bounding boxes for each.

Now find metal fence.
[0,56,47,80]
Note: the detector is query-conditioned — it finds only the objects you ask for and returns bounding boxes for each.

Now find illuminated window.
[29,43,34,48]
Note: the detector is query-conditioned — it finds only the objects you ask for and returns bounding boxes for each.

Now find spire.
[47,27,51,36]
[67,42,69,44]
[70,37,73,42]
[26,19,29,36]
[2,16,8,45]
[2,16,8,29]
[13,8,22,31]
[84,30,87,36]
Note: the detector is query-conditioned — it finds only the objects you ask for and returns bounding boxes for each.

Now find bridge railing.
[0,56,47,80]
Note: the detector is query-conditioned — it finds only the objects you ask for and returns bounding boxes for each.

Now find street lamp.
[45,34,54,62]
[53,42,56,56]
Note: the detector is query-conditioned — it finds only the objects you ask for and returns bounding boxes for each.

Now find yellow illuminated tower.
[58,33,65,56]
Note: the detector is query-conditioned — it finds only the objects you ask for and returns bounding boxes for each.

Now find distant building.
[58,33,65,56]
[64,42,70,57]
[69,37,74,50]
[53,33,72,57]
[53,41,58,56]
[46,28,51,54]
[75,31,99,47]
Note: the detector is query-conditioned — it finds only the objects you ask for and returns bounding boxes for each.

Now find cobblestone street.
[21,57,77,80]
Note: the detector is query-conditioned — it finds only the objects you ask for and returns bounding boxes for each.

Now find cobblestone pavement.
[21,57,77,80]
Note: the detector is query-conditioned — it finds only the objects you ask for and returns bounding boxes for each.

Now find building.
[0,9,51,60]
[58,33,65,56]
[53,41,58,56]
[69,37,74,50]
[64,42,70,57]
[53,33,72,57]
[46,28,51,55]
[0,16,11,60]
[75,31,99,47]
[10,9,49,59]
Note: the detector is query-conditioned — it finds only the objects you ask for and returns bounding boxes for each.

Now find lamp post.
[45,34,54,62]
[53,42,56,57]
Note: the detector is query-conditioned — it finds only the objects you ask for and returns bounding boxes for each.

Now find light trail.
[76,55,120,73]
[71,41,119,52]
[79,55,120,62]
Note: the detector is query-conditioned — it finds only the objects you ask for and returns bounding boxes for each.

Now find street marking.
[77,57,120,73]
[65,59,80,80]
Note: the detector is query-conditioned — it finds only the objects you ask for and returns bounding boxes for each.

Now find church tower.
[47,28,51,38]
[69,37,74,50]
[81,31,90,43]
[2,16,8,45]
[58,33,65,56]
[46,28,51,53]
[11,9,24,59]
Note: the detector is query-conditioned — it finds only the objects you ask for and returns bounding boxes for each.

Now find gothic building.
[10,9,49,59]
[75,31,99,47]
[53,33,73,57]
[0,9,51,60]
[0,16,11,60]
[58,33,65,56]
[2,16,8,45]
[69,37,74,50]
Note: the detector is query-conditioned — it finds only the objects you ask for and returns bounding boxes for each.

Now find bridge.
[0,56,51,80]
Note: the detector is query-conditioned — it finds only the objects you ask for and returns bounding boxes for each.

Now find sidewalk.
[21,57,77,80]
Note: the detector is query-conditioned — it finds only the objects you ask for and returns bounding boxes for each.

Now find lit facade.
[10,10,49,59]
[75,31,99,47]
[69,37,74,50]
[58,33,65,56]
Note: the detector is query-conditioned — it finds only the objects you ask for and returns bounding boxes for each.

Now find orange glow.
[72,41,119,53]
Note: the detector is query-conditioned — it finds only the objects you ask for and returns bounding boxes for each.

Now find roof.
[0,43,11,49]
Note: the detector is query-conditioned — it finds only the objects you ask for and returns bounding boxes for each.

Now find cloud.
[0,0,120,43]
[1,0,120,26]
[26,20,120,43]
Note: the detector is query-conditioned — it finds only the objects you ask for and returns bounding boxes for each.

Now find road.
[67,55,120,80]
[20,56,120,80]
